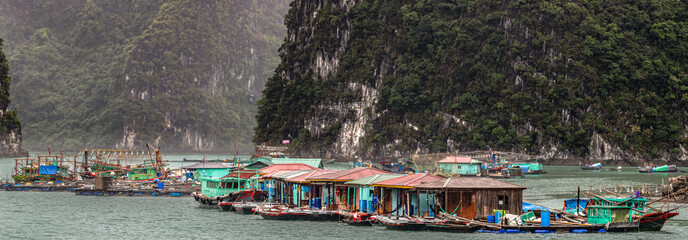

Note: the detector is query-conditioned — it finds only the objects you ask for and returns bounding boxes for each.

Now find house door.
[383,189,393,213]
[459,191,476,219]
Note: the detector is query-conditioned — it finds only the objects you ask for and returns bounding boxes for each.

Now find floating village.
[1,145,686,235]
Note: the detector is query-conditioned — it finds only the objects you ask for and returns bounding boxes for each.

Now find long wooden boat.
[342,218,376,226]
[234,203,258,214]
[217,190,267,211]
[374,216,427,231]
[425,222,478,233]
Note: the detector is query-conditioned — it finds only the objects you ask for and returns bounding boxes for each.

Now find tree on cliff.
[0,37,25,156]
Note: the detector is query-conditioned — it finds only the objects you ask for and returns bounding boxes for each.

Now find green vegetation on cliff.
[256,0,688,159]
[0,0,289,151]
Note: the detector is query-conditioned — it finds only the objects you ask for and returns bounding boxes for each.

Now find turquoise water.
[1,155,687,239]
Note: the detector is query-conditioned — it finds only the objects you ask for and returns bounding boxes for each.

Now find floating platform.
[74,188,193,197]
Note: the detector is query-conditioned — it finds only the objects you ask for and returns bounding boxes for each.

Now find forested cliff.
[0,37,26,157]
[255,0,688,162]
[0,0,290,151]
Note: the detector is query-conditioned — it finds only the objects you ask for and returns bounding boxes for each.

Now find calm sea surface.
[1,153,687,239]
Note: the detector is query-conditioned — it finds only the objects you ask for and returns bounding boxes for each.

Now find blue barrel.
[360,200,367,212]
[522,166,529,173]
[541,211,550,227]
[171,193,181,197]
[495,211,502,224]
[158,182,164,189]
[487,215,495,223]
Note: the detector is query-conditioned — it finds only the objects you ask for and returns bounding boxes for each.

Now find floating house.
[306,167,392,210]
[243,160,272,171]
[437,156,483,176]
[182,162,232,179]
[258,163,320,202]
[282,169,336,206]
[414,177,527,220]
[344,174,407,213]
[372,173,445,216]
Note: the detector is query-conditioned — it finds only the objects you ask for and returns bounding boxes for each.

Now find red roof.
[259,163,319,176]
[222,169,258,179]
[306,167,392,181]
[414,177,527,190]
[438,156,474,164]
[372,173,445,188]
[285,170,336,183]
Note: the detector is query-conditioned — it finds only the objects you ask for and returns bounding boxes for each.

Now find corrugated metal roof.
[272,170,312,180]
[307,167,392,181]
[285,170,336,183]
[414,177,527,190]
[372,173,445,188]
[345,174,407,185]
[437,156,474,164]
[222,169,258,179]
[258,163,319,176]
[270,158,323,168]
[182,162,230,169]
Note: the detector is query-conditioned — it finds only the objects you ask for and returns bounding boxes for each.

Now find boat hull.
[638,212,679,231]
[581,166,601,170]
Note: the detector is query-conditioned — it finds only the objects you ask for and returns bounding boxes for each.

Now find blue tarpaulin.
[39,165,58,175]
[522,202,549,211]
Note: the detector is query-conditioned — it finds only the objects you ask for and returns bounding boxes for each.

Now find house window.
[498,195,509,209]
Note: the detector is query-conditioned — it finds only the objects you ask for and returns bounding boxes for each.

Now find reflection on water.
[1,156,687,239]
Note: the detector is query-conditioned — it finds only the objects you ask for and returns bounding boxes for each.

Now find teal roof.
[345,174,407,185]
[270,158,323,168]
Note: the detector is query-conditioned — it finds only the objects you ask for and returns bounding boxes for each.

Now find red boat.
[636,210,679,231]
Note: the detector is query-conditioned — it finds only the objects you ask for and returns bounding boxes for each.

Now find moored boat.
[636,210,679,231]
[373,216,427,231]
[581,163,602,170]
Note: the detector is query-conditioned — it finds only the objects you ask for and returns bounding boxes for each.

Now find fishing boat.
[193,169,259,208]
[233,202,259,214]
[217,190,267,211]
[639,165,678,173]
[581,163,602,170]
[373,216,428,231]
[510,162,546,174]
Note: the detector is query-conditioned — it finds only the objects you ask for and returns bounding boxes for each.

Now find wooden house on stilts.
[414,177,526,220]
[371,173,445,217]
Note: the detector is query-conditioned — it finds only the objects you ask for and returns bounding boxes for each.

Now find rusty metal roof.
[285,170,337,183]
[437,156,474,164]
[306,167,392,181]
[345,174,408,185]
[414,177,527,190]
[372,173,445,188]
[258,163,319,176]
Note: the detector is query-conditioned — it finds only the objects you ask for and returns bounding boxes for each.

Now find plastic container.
[315,197,322,209]
[571,229,587,233]
[360,200,368,212]
[487,215,495,223]
[158,182,164,189]
[533,229,551,233]
[540,211,550,227]
[505,229,520,233]
[171,192,181,197]
[495,211,502,224]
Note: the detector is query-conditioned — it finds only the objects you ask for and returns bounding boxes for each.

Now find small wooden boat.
[257,209,297,220]
[581,163,602,170]
[342,218,376,226]
[636,211,679,231]
[234,203,258,214]
[374,216,427,231]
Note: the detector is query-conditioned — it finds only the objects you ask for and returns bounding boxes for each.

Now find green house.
[437,156,482,176]
[587,206,633,224]
[182,162,232,179]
